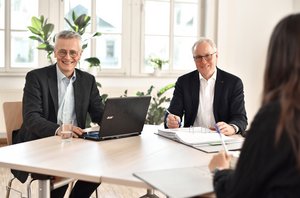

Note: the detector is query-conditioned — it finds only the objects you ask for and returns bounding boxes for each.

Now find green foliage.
[96,82,108,106]
[85,57,101,68]
[27,16,55,63]
[85,82,108,127]
[28,11,102,67]
[148,57,169,70]
[65,11,101,68]
[134,83,175,125]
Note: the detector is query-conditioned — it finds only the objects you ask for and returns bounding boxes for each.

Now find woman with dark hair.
[208,13,300,198]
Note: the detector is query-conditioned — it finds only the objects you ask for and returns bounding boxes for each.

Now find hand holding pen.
[208,124,232,173]
[166,109,181,128]
[208,150,232,173]
[215,124,229,155]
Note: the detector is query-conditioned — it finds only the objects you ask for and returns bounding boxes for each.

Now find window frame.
[1,0,219,78]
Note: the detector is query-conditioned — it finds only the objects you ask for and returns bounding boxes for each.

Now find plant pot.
[88,66,100,76]
[153,68,161,76]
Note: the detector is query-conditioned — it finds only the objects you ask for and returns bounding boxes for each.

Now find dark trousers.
[51,180,100,198]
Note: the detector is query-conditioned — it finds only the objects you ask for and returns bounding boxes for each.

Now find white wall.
[217,0,296,127]
[0,0,298,134]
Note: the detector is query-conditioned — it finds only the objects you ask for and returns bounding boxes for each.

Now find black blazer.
[213,101,300,197]
[13,64,104,182]
[165,68,247,132]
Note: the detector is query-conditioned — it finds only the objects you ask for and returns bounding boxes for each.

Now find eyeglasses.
[193,52,216,62]
[56,49,80,58]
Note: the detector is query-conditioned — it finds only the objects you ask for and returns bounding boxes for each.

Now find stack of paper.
[157,127,241,147]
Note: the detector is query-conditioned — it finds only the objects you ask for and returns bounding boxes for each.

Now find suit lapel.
[73,70,83,127]
[48,65,59,115]
[191,71,200,121]
[213,68,224,121]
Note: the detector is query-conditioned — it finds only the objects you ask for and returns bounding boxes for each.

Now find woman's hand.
[208,151,232,172]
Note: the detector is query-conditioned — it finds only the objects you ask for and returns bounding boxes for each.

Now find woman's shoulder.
[256,101,280,119]
[246,100,280,137]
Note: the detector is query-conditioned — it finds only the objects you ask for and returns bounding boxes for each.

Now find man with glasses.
[13,30,104,197]
[165,37,247,136]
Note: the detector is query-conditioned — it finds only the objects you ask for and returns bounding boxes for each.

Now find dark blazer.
[213,101,300,197]
[165,68,247,132]
[13,64,104,182]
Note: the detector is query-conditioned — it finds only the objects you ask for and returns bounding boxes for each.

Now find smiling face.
[54,38,82,78]
[193,41,218,80]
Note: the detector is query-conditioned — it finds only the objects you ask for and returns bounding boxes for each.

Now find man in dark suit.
[165,38,247,135]
[13,30,104,198]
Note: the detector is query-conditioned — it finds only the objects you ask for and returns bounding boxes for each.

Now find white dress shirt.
[193,70,217,128]
[56,65,77,126]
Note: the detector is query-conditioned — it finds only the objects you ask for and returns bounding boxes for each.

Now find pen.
[215,124,229,155]
[166,109,181,126]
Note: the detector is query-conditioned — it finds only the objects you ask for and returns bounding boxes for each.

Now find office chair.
[2,101,76,198]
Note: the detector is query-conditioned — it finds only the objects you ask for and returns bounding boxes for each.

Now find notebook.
[133,166,213,198]
[81,96,151,141]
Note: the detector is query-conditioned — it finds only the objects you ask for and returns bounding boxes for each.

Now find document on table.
[157,127,244,153]
[133,166,213,198]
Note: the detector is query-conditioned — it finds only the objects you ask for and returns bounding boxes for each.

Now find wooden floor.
[0,167,167,198]
[0,138,7,147]
[0,138,166,198]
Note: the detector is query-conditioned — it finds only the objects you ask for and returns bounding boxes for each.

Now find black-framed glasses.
[57,49,80,58]
[193,52,216,62]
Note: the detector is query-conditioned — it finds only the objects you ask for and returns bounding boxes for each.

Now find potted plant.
[65,11,102,71]
[148,56,168,75]
[27,11,101,69]
[124,83,175,125]
[27,15,55,63]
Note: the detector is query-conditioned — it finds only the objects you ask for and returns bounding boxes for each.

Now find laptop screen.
[82,96,151,141]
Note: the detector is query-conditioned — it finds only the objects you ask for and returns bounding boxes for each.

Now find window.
[0,0,4,68]
[142,0,199,73]
[62,0,204,75]
[63,0,124,73]
[0,0,38,71]
[2,0,216,76]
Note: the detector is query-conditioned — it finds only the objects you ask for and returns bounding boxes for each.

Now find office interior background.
[0,0,299,136]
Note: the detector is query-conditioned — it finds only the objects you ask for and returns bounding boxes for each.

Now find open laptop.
[81,96,151,141]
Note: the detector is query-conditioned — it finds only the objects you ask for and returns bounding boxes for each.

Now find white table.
[0,125,214,197]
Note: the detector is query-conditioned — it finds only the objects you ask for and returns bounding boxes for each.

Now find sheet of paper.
[158,127,242,146]
[175,131,233,145]
[83,125,100,133]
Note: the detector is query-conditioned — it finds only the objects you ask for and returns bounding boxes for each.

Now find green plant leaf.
[45,44,54,52]
[78,15,90,26]
[40,15,45,24]
[82,43,88,50]
[64,18,77,32]
[75,14,91,35]
[96,82,102,88]
[37,43,47,50]
[43,23,54,40]
[31,16,42,30]
[27,26,41,35]
[136,91,145,96]
[29,35,43,42]
[72,10,77,22]
[157,83,175,97]
[85,57,101,67]
[146,86,154,95]
[93,32,102,37]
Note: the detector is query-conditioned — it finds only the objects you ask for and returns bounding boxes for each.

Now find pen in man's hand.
[215,124,229,155]
[166,109,181,126]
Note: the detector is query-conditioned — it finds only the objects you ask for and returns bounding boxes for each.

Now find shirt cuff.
[55,126,61,136]
[230,124,239,134]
